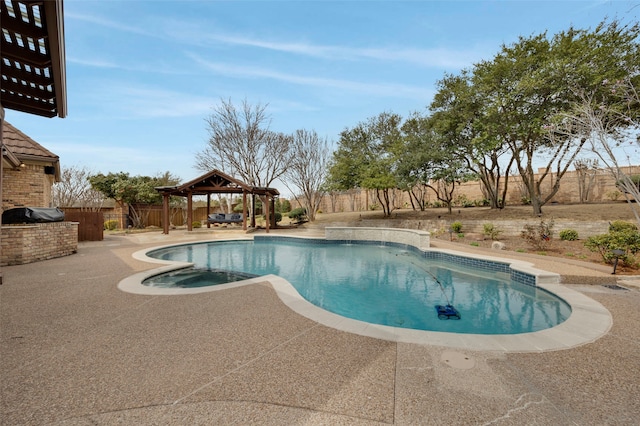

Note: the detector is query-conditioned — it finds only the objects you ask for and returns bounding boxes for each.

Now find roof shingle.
[2,121,59,160]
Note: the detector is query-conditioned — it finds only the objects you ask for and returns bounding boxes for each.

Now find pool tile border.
[120,231,612,352]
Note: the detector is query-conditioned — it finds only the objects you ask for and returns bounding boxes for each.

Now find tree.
[573,158,599,203]
[282,129,331,221]
[430,72,513,210]
[89,172,181,228]
[327,113,402,217]
[398,113,476,214]
[464,20,640,215]
[53,165,105,210]
[556,83,640,225]
[195,98,292,188]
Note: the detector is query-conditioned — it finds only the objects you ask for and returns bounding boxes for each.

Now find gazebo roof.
[156,169,279,197]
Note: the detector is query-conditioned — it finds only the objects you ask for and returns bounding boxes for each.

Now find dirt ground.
[312,201,640,275]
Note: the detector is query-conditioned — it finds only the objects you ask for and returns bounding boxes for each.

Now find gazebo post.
[271,195,277,228]
[242,190,248,230]
[264,195,270,233]
[251,193,256,228]
[206,193,211,228]
[187,191,193,231]
[162,193,170,234]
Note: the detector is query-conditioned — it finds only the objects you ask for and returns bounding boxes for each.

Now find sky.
[4,0,640,195]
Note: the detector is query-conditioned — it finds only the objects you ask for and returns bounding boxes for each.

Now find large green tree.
[430,71,513,209]
[399,113,476,214]
[470,20,640,215]
[327,113,403,217]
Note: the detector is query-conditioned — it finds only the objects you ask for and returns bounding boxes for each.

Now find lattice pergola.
[1,0,67,118]
[155,169,280,234]
[1,0,67,285]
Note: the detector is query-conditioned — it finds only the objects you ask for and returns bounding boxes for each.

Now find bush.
[584,229,640,266]
[104,219,118,230]
[482,223,502,240]
[609,220,638,232]
[520,219,554,251]
[450,221,463,233]
[607,190,622,201]
[275,199,291,213]
[559,229,579,241]
[192,221,202,228]
[288,207,307,222]
[455,194,474,208]
[263,212,283,223]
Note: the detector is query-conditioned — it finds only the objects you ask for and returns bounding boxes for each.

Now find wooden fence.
[62,210,104,241]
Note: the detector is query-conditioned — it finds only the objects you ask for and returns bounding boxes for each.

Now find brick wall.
[1,222,78,266]
[1,163,55,209]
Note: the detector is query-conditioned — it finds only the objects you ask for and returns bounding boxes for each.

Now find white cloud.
[80,83,213,120]
[188,54,433,101]
[165,21,484,70]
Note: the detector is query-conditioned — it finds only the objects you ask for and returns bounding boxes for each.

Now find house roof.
[1,0,67,118]
[1,121,60,180]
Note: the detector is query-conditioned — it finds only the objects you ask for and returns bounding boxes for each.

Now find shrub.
[520,219,554,251]
[288,207,307,222]
[607,190,622,201]
[263,212,283,223]
[455,194,474,208]
[104,219,118,231]
[192,221,201,228]
[559,229,579,241]
[584,229,640,266]
[450,221,463,233]
[275,199,291,213]
[609,220,638,232]
[482,223,502,240]
[470,242,479,247]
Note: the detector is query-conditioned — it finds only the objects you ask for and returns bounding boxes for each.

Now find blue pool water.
[145,239,571,334]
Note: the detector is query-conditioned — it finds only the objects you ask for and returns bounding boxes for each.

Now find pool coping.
[119,233,612,353]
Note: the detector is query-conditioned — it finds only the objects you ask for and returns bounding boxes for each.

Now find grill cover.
[2,207,65,224]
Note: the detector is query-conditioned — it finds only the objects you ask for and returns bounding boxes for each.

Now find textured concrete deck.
[1,227,639,425]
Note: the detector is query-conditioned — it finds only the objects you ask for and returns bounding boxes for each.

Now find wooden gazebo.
[155,169,280,234]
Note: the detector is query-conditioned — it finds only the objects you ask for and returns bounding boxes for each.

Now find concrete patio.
[1,228,639,425]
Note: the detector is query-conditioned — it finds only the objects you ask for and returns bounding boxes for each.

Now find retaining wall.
[325,219,611,239]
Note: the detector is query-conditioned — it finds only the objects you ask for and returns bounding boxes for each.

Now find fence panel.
[63,211,104,241]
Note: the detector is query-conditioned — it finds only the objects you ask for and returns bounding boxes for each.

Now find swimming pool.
[144,237,571,335]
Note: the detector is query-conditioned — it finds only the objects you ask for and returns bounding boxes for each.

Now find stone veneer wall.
[1,222,78,266]
[325,219,612,239]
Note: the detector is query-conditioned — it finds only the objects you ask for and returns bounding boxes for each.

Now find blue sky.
[5,0,639,191]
